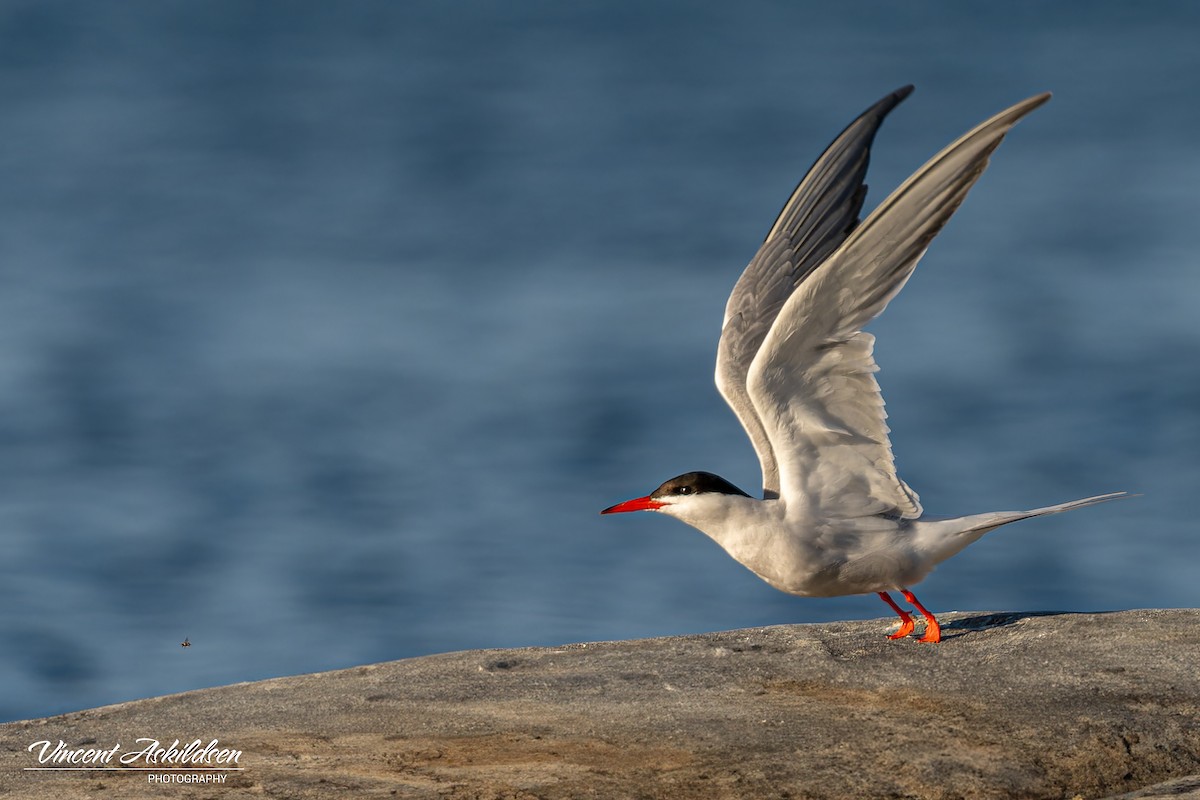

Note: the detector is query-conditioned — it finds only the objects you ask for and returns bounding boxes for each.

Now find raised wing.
[746,92,1052,519]
[716,86,914,499]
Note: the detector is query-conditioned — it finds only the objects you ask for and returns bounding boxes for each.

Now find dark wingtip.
[853,86,916,125]
[876,85,915,114]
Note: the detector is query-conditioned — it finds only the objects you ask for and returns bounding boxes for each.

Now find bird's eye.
[675,486,692,495]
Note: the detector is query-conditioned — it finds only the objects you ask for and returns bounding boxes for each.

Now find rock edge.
[2,610,1198,799]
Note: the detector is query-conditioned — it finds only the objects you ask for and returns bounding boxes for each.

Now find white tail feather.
[1012,491,1132,522]
[915,491,1132,567]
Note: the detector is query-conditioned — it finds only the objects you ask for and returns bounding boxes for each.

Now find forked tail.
[916,491,1132,566]
[973,491,1132,531]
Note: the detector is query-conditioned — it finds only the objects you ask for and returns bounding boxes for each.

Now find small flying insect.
[180,637,191,648]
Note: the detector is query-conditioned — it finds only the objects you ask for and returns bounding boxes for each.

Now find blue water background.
[0,2,1197,722]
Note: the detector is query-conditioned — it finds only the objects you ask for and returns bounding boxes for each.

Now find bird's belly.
[737,539,927,598]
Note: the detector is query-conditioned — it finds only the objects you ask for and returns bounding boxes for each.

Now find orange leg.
[900,589,942,644]
[877,591,915,639]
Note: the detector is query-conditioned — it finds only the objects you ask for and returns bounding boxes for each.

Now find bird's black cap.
[651,471,751,499]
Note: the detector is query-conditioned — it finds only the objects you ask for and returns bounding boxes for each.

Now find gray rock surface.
[1105,775,1200,799]
[2,609,1198,799]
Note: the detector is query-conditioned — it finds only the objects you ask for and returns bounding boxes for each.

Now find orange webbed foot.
[916,619,941,643]
[901,589,942,644]
[878,591,917,640]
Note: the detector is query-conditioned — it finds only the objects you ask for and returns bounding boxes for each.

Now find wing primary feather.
[716,86,915,499]
[820,92,1051,338]
[764,85,914,243]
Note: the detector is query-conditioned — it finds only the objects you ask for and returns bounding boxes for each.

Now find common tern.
[601,86,1127,643]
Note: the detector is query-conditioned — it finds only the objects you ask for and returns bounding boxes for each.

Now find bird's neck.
[668,494,783,555]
